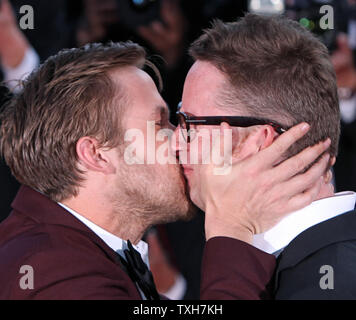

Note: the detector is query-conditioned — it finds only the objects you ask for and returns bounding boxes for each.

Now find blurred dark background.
[2,0,356,299]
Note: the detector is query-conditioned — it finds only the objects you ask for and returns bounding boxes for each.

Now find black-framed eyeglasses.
[176,102,288,143]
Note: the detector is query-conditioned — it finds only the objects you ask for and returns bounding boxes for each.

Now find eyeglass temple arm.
[185,117,287,134]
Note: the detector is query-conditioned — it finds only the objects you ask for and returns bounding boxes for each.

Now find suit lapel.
[274,209,356,292]
[11,185,142,298]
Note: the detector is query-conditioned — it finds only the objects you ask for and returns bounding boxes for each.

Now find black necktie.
[117,240,160,300]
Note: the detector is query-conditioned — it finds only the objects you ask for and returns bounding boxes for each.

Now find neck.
[61,188,150,245]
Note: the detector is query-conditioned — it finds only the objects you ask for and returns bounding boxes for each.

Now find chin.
[166,201,198,224]
[180,203,199,221]
[165,183,198,223]
[188,192,204,212]
[150,165,198,223]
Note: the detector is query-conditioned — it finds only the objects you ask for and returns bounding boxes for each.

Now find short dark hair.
[189,14,340,162]
[0,41,161,202]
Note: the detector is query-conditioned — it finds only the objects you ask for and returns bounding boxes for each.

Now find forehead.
[181,61,228,116]
[110,66,167,119]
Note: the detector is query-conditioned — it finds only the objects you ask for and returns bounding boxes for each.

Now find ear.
[233,125,277,160]
[76,137,116,174]
[330,156,336,167]
[323,156,336,182]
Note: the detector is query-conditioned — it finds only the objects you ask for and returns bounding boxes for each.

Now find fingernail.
[323,153,330,161]
[324,138,331,147]
[301,123,310,132]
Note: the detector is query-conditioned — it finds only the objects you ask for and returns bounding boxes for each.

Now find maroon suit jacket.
[0,186,275,299]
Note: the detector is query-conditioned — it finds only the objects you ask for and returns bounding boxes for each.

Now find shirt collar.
[252,191,356,255]
[57,202,149,267]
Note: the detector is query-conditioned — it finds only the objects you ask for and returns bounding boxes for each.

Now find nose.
[170,125,188,159]
[170,125,182,153]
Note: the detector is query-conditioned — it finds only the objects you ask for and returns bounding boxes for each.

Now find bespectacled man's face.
[171,60,239,207]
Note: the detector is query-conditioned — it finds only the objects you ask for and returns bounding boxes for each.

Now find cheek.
[187,134,212,165]
[194,127,232,167]
[185,170,200,197]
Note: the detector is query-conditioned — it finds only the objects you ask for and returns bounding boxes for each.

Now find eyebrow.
[177,102,197,117]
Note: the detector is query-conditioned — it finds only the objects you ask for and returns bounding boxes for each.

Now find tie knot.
[120,240,160,300]
[125,240,148,274]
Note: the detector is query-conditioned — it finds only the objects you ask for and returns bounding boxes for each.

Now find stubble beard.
[116,160,198,228]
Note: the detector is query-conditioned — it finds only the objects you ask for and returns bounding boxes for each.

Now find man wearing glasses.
[172,14,356,299]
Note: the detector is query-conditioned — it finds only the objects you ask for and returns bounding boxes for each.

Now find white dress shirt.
[253,191,356,256]
[58,202,150,299]
[57,202,150,266]
[57,203,186,300]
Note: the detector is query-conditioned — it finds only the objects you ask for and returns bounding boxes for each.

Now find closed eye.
[152,105,170,128]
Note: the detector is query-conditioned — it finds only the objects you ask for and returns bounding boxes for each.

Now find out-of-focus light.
[133,0,145,5]
[250,0,261,11]
[299,17,310,28]
[300,18,316,31]
[309,20,316,30]
[249,0,285,14]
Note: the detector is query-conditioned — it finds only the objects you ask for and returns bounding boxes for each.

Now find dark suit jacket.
[0,185,275,300]
[274,209,356,299]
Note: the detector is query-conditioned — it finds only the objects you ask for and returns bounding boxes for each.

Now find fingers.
[273,138,331,181]
[256,122,310,169]
[269,153,329,216]
[286,176,324,214]
[280,153,330,198]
